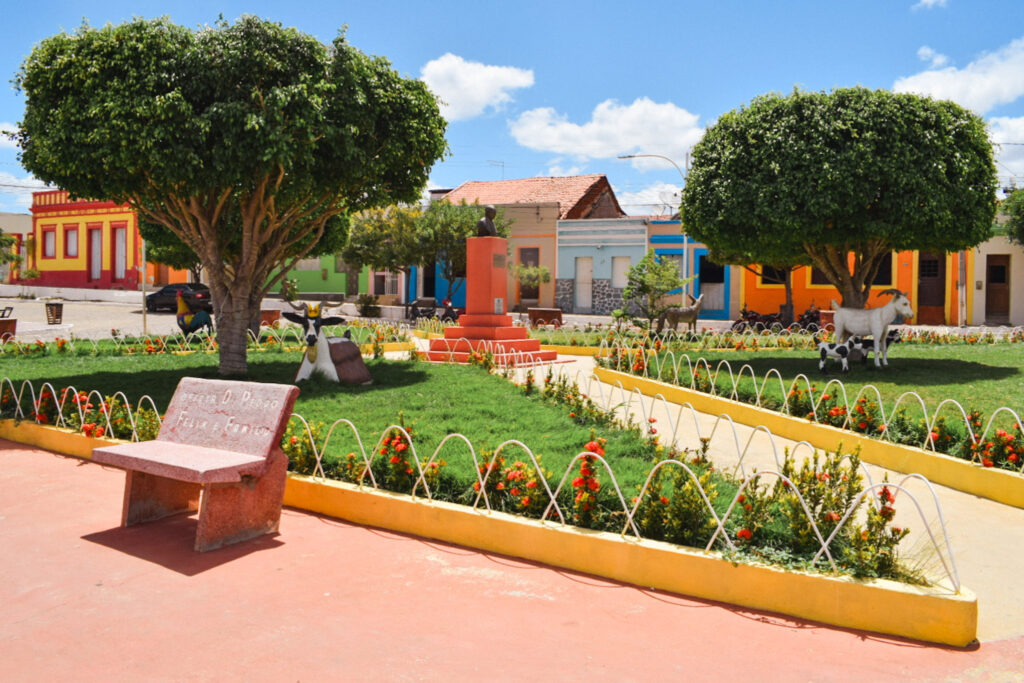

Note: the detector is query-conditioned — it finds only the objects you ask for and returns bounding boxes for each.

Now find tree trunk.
[781,271,795,324]
[213,288,262,376]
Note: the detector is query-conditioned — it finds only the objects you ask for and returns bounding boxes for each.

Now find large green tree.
[681,87,997,308]
[16,16,446,374]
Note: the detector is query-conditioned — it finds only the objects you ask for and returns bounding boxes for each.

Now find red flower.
[526,480,537,489]
[289,436,298,445]
[659,496,669,505]
[825,511,841,523]
[982,458,994,467]
[395,442,407,452]
[737,528,753,540]
[572,476,585,488]
[94,426,105,438]
[389,455,401,464]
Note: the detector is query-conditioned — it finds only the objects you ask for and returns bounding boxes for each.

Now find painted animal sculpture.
[176,291,214,335]
[657,293,704,333]
[282,302,372,385]
[831,289,914,368]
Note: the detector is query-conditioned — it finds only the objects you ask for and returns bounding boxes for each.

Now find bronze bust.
[475,205,497,237]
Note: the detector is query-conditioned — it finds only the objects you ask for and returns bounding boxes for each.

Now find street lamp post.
[617,153,690,298]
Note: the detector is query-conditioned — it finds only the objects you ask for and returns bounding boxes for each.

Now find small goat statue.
[282,301,372,385]
[657,293,704,333]
[831,289,913,368]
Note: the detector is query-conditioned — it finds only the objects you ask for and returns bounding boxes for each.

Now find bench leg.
[194,449,288,552]
[122,471,200,526]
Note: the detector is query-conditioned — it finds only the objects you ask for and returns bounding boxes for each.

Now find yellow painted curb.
[595,367,1024,510]
[358,341,414,354]
[0,419,122,459]
[284,474,977,647]
[539,344,603,356]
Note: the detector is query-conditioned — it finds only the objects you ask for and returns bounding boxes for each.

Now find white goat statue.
[282,302,373,385]
[830,289,913,368]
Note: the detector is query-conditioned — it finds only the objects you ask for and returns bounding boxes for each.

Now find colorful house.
[22,190,188,290]
[736,250,969,325]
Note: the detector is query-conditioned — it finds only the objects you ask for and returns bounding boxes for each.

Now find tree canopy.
[342,201,509,302]
[681,87,997,307]
[16,16,447,374]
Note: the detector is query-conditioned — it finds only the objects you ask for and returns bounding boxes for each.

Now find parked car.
[146,283,213,313]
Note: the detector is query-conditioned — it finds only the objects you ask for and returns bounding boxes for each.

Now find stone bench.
[92,378,300,552]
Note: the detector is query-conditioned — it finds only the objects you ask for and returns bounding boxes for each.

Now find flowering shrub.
[281,420,325,476]
[571,438,606,529]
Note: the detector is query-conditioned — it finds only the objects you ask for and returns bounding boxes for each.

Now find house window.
[294,257,319,271]
[919,257,940,278]
[384,272,400,296]
[759,265,788,286]
[872,253,893,286]
[518,247,540,299]
[611,256,631,288]
[64,226,79,258]
[810,267,831,285]
[42,228,56,259]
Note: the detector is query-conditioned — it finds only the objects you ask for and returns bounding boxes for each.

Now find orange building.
[738,250,969,325]
[22,191,186,289]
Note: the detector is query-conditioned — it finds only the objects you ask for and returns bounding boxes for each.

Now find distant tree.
[341,206,423,305]
[1002,188,1024,246]
[682,87,997,308]
[17,17,446,374]
[622,250,687,329]
[0,230,16,266]
[419,201,510,301]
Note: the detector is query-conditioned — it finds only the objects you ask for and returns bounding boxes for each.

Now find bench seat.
[93,441,269,484]
[90,377,300,552]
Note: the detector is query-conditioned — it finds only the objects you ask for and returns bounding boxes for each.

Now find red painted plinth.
[428,237,557,365]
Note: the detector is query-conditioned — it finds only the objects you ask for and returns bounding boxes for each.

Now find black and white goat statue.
[282,301,373,385]
[814,334,864,374]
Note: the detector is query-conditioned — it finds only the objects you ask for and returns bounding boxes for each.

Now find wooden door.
[986,254,1010,324]
[917,252,946,325]
[575,257,593,313]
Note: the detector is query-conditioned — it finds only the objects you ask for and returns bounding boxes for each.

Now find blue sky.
[2,0,1024,215]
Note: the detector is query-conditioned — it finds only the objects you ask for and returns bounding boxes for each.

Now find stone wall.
[591,279,625,315]
[555,278,575,312]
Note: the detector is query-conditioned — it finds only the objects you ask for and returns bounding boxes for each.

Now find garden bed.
[595,367,1024,509]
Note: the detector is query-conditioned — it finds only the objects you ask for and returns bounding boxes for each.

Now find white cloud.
[916,46,948,68]
[615,181,682,217]
[912,0,947,9]
[420,53,534,122]
[0,172,48,212]
[989,116,1024,189]
[509,97,703,167]
[894,36,1024,113]
[546,159,585,177]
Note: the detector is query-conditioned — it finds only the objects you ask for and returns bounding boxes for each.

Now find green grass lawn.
[0,351,658,484]
[643,343,1024,419]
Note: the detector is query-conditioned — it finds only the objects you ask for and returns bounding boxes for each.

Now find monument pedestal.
[426,237,556,364]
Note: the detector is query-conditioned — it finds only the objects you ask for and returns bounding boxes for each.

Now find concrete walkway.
[3,441,1024,681]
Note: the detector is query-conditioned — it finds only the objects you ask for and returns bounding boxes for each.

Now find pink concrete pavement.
[2,439,1023,681]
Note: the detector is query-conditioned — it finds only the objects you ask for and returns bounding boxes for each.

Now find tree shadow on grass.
[709,356,1020,386]
[3,358,432,410]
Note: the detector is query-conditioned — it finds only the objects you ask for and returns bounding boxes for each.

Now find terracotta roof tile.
[442,175,624,219]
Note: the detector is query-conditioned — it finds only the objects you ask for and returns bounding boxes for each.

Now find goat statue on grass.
[830,289,913,368]
[657,293,704,334]
[282,301,373,385]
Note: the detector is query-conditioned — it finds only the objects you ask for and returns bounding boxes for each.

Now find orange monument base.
[426,237,557,364]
